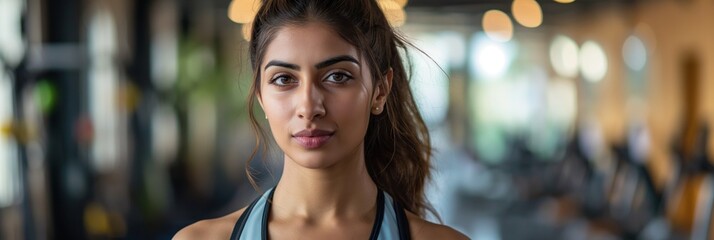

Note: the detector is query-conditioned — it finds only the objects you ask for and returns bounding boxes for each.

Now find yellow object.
[242,22,253,41]
[379,0,406,27]
[482,10,513,42]
[0,121,35,143]
[0,122,12,138]
[380,0,408,7]
[84,203,112,235]
[228,0,261,24]
[512,0,543,28]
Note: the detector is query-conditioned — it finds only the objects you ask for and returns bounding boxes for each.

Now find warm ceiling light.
[554,0,575,3]
[380,0,408,7]
[228,0,260,24]
[482,10,513,42]
[379,0,406,27]
[242,22,253,41]
[512,0,543,28]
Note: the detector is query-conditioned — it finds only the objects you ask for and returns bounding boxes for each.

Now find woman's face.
[258,22,389,169]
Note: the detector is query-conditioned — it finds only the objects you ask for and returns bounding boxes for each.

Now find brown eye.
[270,75,296,86]
[325,72,352,84]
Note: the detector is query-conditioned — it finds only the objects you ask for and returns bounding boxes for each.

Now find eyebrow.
[263,55,360,71]
[314,55,360,69]
[264,61,300,71]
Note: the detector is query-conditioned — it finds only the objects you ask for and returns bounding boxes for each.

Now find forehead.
[261,22,361,68]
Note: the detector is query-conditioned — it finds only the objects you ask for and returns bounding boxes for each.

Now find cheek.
[262,95,292,135]
[263,96,289,119]
[327,89,371,135]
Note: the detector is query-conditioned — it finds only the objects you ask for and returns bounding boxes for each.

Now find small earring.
[265,115,268,120]
[375,107,380,111]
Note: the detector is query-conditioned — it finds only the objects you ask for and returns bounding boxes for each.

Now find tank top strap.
[393,197,412,239]
[229,188,411,240]
[379,192,412,240]
[229,188,274,240]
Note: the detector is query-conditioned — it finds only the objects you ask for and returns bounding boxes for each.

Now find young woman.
[175,0,468,239]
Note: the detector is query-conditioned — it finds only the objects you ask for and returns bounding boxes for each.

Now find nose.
[295,82,326,120]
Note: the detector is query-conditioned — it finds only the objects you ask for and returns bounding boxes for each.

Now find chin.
[286,151,341,169]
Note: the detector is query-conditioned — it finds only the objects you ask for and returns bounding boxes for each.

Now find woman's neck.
[272,149,378,222]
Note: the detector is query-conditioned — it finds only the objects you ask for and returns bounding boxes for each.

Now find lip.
[292,129,334,149]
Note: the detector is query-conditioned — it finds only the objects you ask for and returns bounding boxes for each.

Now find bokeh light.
[242,22,253,41]
[477,43,508,79]
[228,0,260,24]
[482,10,513,42]
[0,68,19,208]
[512,0,543,28]
[379,0,407,27]
[0,0,26,67]
[35,80,57,114]
[549,35,580,78]
[471,34,513,80]
[579,41,608,82]
[151,0,179,91]
[88,10,116,59]
[623,35,647,71]
[88,8,120,172]
[380,0,408,7]
[0,0,26,66]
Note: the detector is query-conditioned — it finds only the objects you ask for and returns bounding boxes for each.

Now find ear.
[371,68,393,115]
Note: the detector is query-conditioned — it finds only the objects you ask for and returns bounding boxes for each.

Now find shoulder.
[405,211,470,240]
[172,208,247,240]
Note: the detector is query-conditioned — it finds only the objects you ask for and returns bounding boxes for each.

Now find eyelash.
[269,74,295,86]
[268,71,354,86]
[325,71,353,84]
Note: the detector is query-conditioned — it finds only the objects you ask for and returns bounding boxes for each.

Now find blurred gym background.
[1,0,713,239]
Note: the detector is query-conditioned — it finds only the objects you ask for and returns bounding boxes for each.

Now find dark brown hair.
[245,0,434,218]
